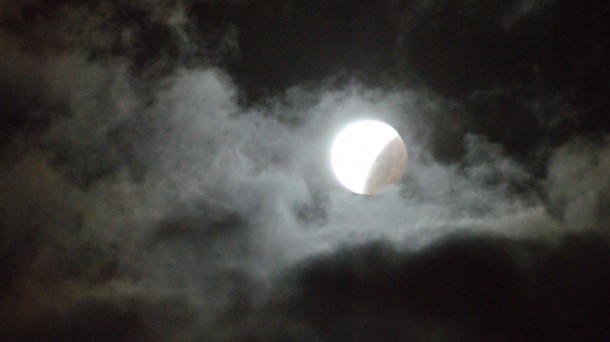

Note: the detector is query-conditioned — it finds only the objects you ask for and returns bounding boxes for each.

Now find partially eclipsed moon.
[331,120,407,195]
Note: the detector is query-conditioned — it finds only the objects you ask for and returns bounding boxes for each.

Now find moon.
[330,120,407,195]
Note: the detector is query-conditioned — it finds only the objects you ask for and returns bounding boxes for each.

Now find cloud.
[233,232,609,341]
[546,138,610,233]
[0,0,608,340]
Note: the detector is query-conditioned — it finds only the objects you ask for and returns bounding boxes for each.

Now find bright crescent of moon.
[331,120,407,195]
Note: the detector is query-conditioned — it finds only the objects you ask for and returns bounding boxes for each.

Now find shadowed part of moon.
[363,135,408,195]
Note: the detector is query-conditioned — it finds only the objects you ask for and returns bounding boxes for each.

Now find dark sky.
[1,1,609,341]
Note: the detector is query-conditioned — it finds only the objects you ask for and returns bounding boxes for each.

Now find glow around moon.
[331,120,407,195]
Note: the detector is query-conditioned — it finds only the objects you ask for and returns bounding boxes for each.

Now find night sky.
[1,1,609,341]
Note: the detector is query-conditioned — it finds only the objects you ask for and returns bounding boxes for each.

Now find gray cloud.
[546,138,610,233]
[0,0,608,340]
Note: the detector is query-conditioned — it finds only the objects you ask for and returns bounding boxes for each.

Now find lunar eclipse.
[331,120,407,195]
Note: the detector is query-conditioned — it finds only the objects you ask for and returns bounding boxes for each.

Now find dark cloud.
[0,0,608,340]
[243,233,609,342]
